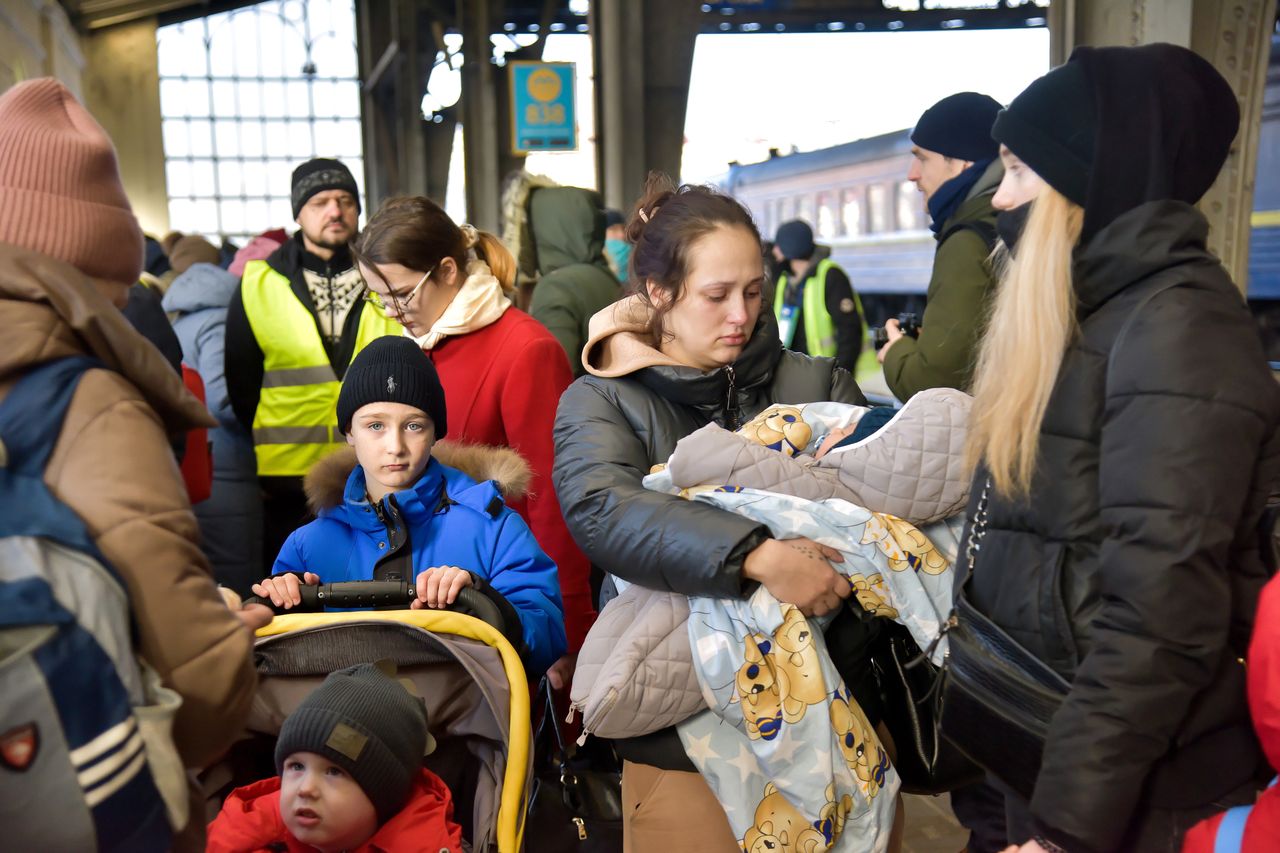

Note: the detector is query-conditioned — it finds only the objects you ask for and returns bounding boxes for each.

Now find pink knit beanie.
[0,78,144,285]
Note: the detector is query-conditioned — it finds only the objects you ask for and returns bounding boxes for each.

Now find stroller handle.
[244,580,507,633]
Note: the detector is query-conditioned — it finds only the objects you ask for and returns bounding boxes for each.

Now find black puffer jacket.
[554,297,869,768]
[960,201,1280,852]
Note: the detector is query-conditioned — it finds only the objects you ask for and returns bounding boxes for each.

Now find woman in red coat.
[352,196,592,685]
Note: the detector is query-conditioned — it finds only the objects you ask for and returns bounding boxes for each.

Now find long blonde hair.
[966,186,1084,498]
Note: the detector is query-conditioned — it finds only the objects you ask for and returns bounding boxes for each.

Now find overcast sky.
[514,27,1049,194]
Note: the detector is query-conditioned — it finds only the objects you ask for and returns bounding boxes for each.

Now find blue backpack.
[0,357,185,850]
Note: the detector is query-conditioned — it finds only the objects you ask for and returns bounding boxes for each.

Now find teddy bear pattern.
[733,607,831,740]
[740,782,854,853]
[738,405,813,457]
[860,512,949,575]
[830,686,890,800]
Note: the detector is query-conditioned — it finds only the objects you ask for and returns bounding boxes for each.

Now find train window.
[817,192,838,239]
[897,181,924,231]
[780,196,796,224]
[868,183,890,234]
[797,195,816,227]
[841,188,864,236]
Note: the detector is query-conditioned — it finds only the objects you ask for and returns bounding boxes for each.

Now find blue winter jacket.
[273,456,566,673]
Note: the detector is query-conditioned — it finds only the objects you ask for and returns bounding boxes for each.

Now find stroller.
[204,580,534,853]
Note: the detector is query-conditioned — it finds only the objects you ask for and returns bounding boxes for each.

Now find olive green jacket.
[527,187,622,376]
[883,160,1002,401]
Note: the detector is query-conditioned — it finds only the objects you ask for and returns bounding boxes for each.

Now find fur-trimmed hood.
[304,441,532,513]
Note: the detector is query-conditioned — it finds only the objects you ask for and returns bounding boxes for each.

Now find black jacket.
[959,201,1280,852]
[780,255,863,374]
[553,312,871,768]
[224,234,365,434]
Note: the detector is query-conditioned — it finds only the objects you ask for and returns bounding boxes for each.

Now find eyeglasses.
[362,266,435,316]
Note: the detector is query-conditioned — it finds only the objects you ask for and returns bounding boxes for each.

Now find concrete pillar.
[592,0,700,211]
[1049,0,1274,293]
[81,17,170,237]
[357,0,455,213]
[458,0,502,231]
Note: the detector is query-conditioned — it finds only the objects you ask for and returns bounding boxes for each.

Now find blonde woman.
[946,45,1280,853]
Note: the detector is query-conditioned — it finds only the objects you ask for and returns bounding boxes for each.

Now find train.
[722,35,1280,357]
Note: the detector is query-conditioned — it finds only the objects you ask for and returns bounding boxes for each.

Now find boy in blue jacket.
[252,335,566,674]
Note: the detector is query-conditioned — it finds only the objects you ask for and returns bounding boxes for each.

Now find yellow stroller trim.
[257,610,530,852]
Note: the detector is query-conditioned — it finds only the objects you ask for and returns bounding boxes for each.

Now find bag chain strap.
[965,478,992,577]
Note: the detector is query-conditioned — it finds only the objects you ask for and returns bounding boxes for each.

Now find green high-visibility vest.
[241,259,404,477]
[774,258,872,369]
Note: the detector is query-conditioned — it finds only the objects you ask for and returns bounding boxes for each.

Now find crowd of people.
[2,37,1279,853]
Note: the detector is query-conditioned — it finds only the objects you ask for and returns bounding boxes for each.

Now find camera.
[872,313,921,350]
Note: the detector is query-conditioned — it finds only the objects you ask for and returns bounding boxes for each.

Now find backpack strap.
[1213,803,1252,853]
[937,219,998,253]
[0,356,106,553]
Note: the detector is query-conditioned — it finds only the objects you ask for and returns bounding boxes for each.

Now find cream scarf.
[409,259,511,350]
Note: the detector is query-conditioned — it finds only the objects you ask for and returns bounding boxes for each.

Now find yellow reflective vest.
[774,258,874,374]
[241,260,403,477]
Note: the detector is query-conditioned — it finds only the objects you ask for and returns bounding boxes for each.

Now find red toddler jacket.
[1182,574,1280,852]
[207,767,463,853]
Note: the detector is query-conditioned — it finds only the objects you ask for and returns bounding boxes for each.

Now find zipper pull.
[573,817,588,840]
[724,365,741,430]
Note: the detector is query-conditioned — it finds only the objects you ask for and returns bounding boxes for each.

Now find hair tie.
[459,223,479,249]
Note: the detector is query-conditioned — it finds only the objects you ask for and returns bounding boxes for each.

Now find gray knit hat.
[291,157,361,219]
[274,663,435,823]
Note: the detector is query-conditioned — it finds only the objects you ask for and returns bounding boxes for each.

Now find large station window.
[157,0,363,243]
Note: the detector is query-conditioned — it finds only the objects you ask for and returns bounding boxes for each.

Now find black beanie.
[991,60,1096,208]
[910,92,1003,163]
[274,663,435,824]
[291,158,361,218]
[774,220,815,261]
[337,336,448,438]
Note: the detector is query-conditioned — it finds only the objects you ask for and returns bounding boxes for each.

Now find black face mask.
[996,202,1032,254]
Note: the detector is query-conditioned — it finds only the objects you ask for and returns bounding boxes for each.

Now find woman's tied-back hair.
[966,186,1084,498]
[627,172,761,340]
[353,196,516,293]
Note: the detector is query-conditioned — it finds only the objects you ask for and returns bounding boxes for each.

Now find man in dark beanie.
[207,663,464,850]
[770,218,868,375]
[224,156,402,569]
[879,91,1005,403]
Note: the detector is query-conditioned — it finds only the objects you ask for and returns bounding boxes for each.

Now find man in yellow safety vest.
[224,157,402,569]
[771,219,869,375]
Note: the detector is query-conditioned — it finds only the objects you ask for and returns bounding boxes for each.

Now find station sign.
[509,61,577,154]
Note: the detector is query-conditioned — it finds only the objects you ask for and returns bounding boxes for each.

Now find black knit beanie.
[337,336,448,438]
[774,220,815,261]
[274,663,435,824]
[991,59,1096,208]
[910,92,1003,163]
[291,157,361,218]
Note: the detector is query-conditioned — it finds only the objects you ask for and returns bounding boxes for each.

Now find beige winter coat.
[0,243,257,770]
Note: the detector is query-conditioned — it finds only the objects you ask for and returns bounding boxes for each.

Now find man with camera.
[879,92,1004,402]
[771,219,869,375]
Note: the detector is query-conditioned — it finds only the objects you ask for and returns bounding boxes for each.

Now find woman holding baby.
[552,174,888,850]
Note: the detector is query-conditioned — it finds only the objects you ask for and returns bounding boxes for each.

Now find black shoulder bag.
[526,677,623,850]
[938,479,1072,800]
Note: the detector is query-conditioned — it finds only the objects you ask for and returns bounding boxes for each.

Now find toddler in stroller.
[207,662,463,852]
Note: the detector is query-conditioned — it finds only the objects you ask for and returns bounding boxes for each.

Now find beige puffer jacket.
[0,243,257,770]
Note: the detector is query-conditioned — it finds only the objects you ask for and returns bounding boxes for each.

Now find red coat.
[1183,573,1280,852]
[206,768,463,852]
[426,308,595,651]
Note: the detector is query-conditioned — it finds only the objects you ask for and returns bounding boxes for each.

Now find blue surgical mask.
[605,238,631,283]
